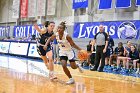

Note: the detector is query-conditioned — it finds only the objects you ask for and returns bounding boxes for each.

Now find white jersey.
[56,32,72,51]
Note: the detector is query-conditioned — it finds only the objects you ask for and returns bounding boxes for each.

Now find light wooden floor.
[0,55,140,93]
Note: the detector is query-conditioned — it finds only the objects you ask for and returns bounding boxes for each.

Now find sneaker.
[49,72,57,80]
[77,64,84,73]
[129,69,134,76]
[120,68,129,75]
[107,66,113,73]
[98,67,103,72]
[90,66,97,71]
[66,78,75,84]
[103,65,108,72]
[89,65,94,70]
[112,67,120,74]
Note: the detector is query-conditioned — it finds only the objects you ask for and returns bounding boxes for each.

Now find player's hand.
[43,46,47,50]
[79,49,86,53]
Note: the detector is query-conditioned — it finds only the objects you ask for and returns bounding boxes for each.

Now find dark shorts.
[138,59,140,63]
[128,58,139,63]
[110,54,118,59]
[37,46,52,56]
[105,48,113,57]
[60,56,75,62]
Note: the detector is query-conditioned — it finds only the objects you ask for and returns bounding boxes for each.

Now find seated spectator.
[136,44,140,74]
[87,40,95,67]
[124,40,131,57]
[126,45,139,73]
[115,40,131,74]
[110,42,124,73]
[110,42,124,70]
[117,41,131,68]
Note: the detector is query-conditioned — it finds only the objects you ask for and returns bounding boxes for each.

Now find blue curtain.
[116,0,131,8]
[99,0,112,9]
[136,0,140,5]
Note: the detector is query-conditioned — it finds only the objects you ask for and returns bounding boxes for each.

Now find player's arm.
[34,24,46,34]
[66,35,81,50]
[43,35,56,50]
[45,34,56,47]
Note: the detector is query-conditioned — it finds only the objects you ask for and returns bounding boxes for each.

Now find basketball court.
[0,54,140,93]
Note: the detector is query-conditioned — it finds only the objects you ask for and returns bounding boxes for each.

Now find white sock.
[137,68,139,72]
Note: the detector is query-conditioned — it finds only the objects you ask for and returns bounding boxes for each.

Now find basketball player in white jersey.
[44,21,84,84]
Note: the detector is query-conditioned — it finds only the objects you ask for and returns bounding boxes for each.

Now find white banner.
[12,0,20,18]
[0,42,10,53]
[28,43,40,57]
[28,0,37,17]
[9,42,29,55]
[47,0,56,15]
[37,0,46,16]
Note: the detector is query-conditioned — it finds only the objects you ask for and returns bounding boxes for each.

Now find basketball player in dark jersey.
[34,21,57,80]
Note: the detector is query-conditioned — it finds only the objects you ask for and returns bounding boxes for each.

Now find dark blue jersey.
[114,47,124,56]
[107,36,114,49]
[129,50,139,60]
[38,30,54,45]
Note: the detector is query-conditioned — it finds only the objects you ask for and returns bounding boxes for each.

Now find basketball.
[77,50,88,61]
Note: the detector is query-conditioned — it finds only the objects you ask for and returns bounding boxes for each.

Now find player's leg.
[133,59,139,74]
[105,49,110,66]
[117,57,121,68]
[126,58,131,69]
[41,56,49,69]
[69,60,84,73]
[46,50,54,71]
[136,60,140,74]
[133,60,137,70]
[122,57,127,68]
[37,46,49,69]
[68,50,84,73]
[60,56,75,84]
[46,48,57,80]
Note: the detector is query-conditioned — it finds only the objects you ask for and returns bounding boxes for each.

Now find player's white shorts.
[59,49,75,60]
